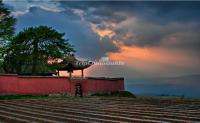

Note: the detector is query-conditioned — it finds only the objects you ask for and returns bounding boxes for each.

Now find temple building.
[0,55,124,96]
[55,55,93,78]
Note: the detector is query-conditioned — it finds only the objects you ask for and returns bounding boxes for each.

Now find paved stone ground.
[0,97,199,123]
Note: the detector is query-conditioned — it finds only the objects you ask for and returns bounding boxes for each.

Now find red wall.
[0,75,124,95]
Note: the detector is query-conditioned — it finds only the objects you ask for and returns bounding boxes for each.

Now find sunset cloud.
[107,44,200,77]
[3,1,200,78]
[90,23,116,39]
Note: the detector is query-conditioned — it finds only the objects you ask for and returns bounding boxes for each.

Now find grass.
[0,91,136,100]
[91,91,136,98]
[0,93,69,100]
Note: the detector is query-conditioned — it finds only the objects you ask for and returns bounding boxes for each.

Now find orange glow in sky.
[91,23,116,39]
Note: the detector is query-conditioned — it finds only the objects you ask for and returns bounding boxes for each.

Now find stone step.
[11,101,195,123]
[27,99,200,115]
[3,101,198,123]
[0,103,120,123]
[0,110,61,123]
[20,100,200,119]
[0,102,163,123]
[0,114,31,123]
[20,98,200,113]
[1,98,200,123]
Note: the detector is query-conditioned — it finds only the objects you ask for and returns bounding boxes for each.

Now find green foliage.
[0,1,16,73]
[48,93,69,98]
[91,91,136,98]
[0,94,48,100]
[3,26,75,75]
[0,1,16,43]
[0,2,74,75]
[0,93,70,100]
[110,91,136,98]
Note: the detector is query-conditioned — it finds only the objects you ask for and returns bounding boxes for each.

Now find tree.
[4,26,75,75]
[0,0,16,47]
[0,0,16,73]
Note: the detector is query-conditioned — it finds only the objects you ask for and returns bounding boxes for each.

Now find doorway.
[75,83,83,97]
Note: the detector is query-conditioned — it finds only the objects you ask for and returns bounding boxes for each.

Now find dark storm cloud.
[113,20,200,49]
[141,2,200,23]
[59,1,130,25]
[3,1,200,57]
[59,1,200,23]
[15,6,118,59]
[58,1,200,52]
[2,0,200,79]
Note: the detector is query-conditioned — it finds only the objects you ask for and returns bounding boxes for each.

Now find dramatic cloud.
[107,44,200,77]
[3,0,64,16]
[15,6,119,59]
[3,1,200,78]
[113,17,200,50]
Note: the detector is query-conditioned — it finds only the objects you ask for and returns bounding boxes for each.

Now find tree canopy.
[0,1,16,45]
[0,1,75,75]
[0,1,16,72]
[4,26,75,75]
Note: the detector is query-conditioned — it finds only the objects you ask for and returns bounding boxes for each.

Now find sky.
[2,1,200,96]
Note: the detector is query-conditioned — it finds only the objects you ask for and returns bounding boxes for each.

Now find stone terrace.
[0,97,199,123]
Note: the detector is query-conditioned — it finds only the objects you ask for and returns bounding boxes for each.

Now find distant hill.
[126,74,200,98]
[157,74,200,86]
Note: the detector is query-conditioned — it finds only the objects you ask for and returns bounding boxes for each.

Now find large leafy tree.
[0,0,16,47]
[0,0,16,72]
[4,26,75,75]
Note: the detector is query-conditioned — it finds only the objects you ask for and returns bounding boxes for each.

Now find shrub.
[91,91,136,98]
